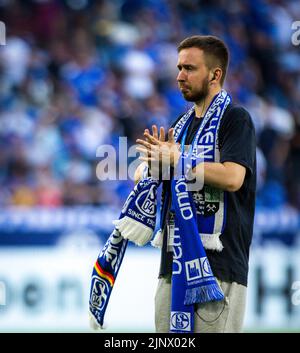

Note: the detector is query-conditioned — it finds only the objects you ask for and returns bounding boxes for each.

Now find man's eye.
[177,66,194,72]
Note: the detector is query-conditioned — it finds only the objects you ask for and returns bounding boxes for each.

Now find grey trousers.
[155,275,247,333]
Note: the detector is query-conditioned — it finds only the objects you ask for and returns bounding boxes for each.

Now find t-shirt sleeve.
[219,107,256,175]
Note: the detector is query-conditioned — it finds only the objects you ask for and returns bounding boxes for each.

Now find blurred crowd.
[0,0,299,210]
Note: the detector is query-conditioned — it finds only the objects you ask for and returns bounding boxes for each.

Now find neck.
[194,87,222,118]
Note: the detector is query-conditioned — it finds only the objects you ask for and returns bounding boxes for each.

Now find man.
[135,35,256,333]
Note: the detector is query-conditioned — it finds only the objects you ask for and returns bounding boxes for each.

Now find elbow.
[222,163,246,192]
[226,184,240,192]
[225,179,243,192]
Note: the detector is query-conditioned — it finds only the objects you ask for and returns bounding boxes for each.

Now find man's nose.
[177,70,186,82]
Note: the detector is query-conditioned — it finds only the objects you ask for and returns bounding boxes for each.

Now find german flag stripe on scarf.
[94,261,115,286]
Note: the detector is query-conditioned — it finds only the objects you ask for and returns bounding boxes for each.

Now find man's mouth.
[179,85,190,91]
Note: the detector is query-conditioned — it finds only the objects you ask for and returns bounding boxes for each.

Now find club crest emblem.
[135,185,157,218]
[170,311,191,331]
[90,276,109,310]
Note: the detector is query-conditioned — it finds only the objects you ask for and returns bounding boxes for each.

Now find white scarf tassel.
[89,312,104,331]
[150,230,223,252]
[151,229,163,248]
[200,233,224,252]
[113,216,153,246]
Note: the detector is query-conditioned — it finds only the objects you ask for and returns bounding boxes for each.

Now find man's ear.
[209,68,222,83]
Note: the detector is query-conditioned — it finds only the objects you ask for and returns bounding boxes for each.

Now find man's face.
[176,47,210,102]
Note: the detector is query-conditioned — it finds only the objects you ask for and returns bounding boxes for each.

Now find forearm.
[192,161,245,192]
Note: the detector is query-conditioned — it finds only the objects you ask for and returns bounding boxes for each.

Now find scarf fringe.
[184,282,224,305]
[113,216,153,246]
[150,230,223,252]
[151,229,163,248]
[89,312,104,331]
[200,233,224,252]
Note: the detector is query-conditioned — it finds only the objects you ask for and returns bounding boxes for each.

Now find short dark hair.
[177,35,229,86]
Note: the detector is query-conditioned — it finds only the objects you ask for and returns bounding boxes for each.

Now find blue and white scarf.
[170,176,224,333]
[89,178,159,329]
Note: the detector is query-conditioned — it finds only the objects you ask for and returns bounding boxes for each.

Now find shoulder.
[221,103,254,130]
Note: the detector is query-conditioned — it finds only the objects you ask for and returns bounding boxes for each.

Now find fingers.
[159,126,165,142]
[168,128,175,143]
[139,156,155,163]
[136,146,149,155]
[137,125,167,155]
[136,144,156,165]
[137,126,175,147]
[141,125,166,143]
[136,145,158,155]
[144,129,150,142]
[152,125,158,140]
[136,139,157,149]
[143,131,159,145]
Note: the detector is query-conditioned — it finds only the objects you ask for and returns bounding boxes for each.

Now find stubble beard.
[182,76,210,104]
